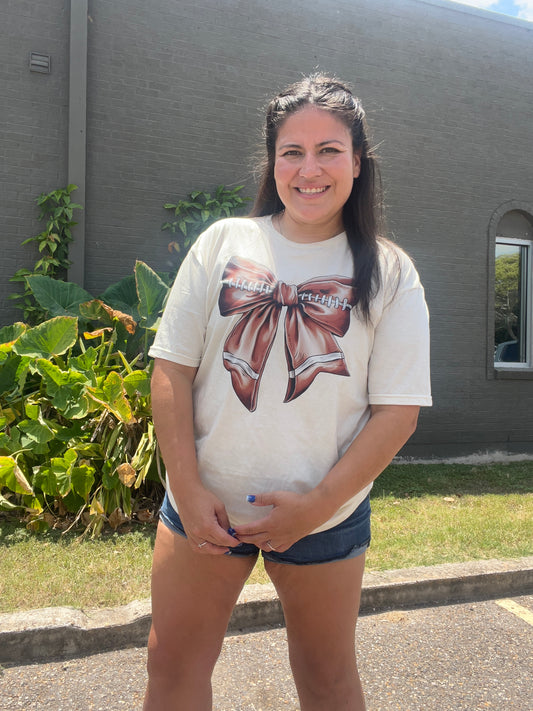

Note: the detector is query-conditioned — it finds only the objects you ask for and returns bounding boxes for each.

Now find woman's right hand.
[175,483,238,555]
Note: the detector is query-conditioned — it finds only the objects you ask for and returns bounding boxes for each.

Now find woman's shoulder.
[376,237,423,292]
[188,216,272,271]
[199,215,269,238]
[192,215,268,250]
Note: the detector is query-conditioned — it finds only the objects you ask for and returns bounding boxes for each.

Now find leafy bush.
[162,184,251,274]
[9,185,83,324]
[0,261,169,535]
[2,182,250,535]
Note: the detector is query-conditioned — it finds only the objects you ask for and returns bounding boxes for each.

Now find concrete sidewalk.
[1,556,532,666]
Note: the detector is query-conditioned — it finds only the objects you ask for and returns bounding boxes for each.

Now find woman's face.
[274,105,360,241]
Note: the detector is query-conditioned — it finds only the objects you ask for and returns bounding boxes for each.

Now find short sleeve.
[368,250,432,406]
[148,244,208,367]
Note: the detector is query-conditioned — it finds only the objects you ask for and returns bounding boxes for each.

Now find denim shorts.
[158,492,371,566]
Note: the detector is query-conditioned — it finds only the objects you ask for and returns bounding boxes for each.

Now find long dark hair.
[250,74,384,321]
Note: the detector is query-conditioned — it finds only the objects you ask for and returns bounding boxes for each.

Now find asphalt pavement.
[1,557,532,710]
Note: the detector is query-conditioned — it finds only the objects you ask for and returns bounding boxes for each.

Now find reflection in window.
[494,240,529,364]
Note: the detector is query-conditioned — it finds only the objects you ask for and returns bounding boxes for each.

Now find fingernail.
[246,495,256,503]
[228,527,236,536]
[224,550,232,556]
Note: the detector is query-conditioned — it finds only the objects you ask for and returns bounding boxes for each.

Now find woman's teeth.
[297,187,327,194]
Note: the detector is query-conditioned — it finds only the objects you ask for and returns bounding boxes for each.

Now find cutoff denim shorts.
[158,492,371,566]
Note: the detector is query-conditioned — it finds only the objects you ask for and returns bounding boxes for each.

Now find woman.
[144,74,431,710]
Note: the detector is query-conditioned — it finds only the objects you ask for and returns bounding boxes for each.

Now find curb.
[1,557,532,666]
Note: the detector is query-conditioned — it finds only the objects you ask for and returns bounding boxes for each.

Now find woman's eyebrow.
[277,139,347,150]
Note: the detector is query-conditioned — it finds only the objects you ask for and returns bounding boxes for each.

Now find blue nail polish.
[246,495,256,503]
[228,527,236,536]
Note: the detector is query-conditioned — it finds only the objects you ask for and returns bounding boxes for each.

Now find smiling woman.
[144,74,431,711]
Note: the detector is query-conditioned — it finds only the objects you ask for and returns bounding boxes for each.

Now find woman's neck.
[275,211,344,244]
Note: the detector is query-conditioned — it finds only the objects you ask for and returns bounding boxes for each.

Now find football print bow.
[218,256,355,411]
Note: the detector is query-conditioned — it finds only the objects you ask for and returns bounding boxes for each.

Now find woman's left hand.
[232,491,326,553]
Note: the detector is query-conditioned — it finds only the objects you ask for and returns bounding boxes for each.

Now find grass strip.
[1,462,531,613]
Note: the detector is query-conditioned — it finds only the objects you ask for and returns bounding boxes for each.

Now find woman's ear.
[353,152,362,179]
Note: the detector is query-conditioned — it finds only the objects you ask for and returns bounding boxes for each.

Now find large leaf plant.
[0,261,169,535]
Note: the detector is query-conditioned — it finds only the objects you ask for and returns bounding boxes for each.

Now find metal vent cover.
[29,52,51,73]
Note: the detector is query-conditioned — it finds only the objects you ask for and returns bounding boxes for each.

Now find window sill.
[494,368,533,380]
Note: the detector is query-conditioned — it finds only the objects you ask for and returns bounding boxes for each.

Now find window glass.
[494,242,526,363]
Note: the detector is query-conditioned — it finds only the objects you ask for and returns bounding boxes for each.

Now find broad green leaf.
[33,358,70,388]
[88,371,135,424]
[61,489,85,513]
[0,456,34,495]
[99,275,139,319]
[102,468,120,491]
[135,261,169,329]
[0,355,22,396]
[79,299,114,324]
[64,449,78,465]
[0,427,20,454]
[25,402,39,420]
[0,323,26,352]
[26,275,93,317]
[71,465,95,501]
[14,316,78,358]
[33,359,92,418]
[50,459,71,497]
[19,420,55,444]
[123,370,151,397]
[69,347,98,375]
[33,467,58,496]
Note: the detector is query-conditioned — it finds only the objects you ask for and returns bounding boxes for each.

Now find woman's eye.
[282,150,301,157]
[321,146,340,154]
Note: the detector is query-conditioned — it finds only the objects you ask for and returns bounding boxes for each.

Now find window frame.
[494,236,533,370]
[487,202,533,381]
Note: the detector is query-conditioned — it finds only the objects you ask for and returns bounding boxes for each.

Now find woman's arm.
[308,404,419,519]
[151,357,236,553]
[233,404,419,551]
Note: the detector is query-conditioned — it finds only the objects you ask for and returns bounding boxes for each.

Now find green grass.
[1,462,531,613]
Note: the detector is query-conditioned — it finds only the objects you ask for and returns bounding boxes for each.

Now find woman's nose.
[299,153,322,178]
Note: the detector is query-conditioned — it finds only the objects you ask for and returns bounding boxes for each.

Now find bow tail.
[222,303,281,412]
[283,310,350,403]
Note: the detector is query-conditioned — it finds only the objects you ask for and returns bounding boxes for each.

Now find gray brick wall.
[0,0,69,323]
[1,0,532,456]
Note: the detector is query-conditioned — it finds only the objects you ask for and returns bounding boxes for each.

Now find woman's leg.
[143,522,257,711]
[265,554,367,711]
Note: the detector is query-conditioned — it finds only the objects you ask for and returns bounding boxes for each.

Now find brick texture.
[1,0,532,455]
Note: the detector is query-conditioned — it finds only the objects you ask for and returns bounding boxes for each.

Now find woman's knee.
[289,648,363,708]
[146,625,222,683]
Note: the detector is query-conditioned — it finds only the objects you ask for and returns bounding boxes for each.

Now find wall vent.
[29,52,51,73]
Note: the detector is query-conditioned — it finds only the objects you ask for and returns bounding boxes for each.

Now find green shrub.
[9,185,83,324]
[162,184,251,274]
[2,182,251,535]
[0,262,169,535]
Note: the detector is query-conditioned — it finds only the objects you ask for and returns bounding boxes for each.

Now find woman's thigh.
[265,554,366,676]
[147,521,258,674]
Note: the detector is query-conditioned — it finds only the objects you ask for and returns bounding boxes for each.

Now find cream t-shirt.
[149,216,432,533]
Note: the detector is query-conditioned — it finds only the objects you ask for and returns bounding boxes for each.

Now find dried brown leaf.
[117,463,136,487]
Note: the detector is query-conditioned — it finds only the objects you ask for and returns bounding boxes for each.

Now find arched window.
[494,210,533,367]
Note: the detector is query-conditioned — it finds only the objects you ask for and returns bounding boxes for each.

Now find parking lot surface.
[2,595,531,710]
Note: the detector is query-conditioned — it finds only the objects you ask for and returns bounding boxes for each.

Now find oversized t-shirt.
[149,216,432,533]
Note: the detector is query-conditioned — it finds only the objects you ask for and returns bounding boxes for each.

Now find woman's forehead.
[276,106,351,146]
